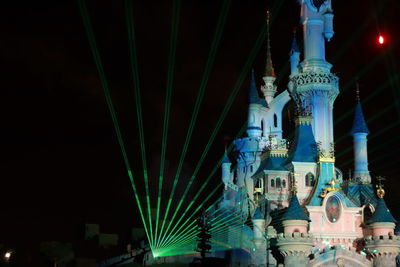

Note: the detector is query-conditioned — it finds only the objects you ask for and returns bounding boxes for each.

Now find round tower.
[247,69,264,138]
[277,189,313,267]
[221,149,232,190]
[365,184,400,267]
[289,0,339,154]
[252,206,267,265]
[351,84,371,184]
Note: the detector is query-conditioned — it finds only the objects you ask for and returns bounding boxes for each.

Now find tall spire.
[248,69,259,104]
[222,146,231,164]
[351,82,369,134]
[264,11,276,78]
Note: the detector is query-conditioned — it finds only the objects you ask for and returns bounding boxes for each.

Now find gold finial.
[320,178,340,198]
[290,172,299,194]
[376,176,386,198]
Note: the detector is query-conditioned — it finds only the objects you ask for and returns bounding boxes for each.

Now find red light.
[378,35,384,45]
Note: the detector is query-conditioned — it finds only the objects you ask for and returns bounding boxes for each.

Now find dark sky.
[0,0,399,248]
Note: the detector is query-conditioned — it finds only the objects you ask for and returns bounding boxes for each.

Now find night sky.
[1,0,399,249]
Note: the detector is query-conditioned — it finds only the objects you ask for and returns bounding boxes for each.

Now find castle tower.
[252,206,267,265]
[221,149,232,190]
[351,84,371,184]
[247,69,265,138]
[261,11,277,105]
[365,185,400,267]
[277,189,313,267]
[289,0,339,153]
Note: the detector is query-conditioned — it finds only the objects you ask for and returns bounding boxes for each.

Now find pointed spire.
[222,146,231,164]
[367,198,397,224]
[290,30,300,55]
[248,69,260,104]
[281,193,310,221]
[351,82,370,134]
[367,179,396,224]
[264,11,276,78]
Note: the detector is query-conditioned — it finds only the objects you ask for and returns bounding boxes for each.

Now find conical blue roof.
[289,120,317,162]
[367,197,397,224]
[222,151,231,164]
[281,194,310,221]
[351,101,369,134]
[248,69,259,104]
[395,223,400,235]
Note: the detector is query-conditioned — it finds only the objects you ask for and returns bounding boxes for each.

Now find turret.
[365,183,400,267]
[247,69,265,138]
[289,32,300,76]
[351,84,371,184]
[221,149,232,190]
[289,0,339,153]
[252,207,267,265]
[261,11,277,105]
[277,187,313,267]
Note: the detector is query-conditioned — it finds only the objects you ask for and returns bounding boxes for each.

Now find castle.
[214,0,400,266]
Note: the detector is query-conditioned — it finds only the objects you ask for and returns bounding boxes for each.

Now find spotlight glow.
[378,35,384,45]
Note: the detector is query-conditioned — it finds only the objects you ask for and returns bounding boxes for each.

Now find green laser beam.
[154,0,181,248]
[156,0,232,248]
[124,0,154,246]
[78,0,152,248]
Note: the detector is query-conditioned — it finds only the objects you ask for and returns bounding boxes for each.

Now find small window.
[276,177,281,188]
[273,113,278,128]
[305,173,315,187]
[271,179,275,187]
[250,165,253,172]
[261,120,264,136]
[282,179,286,188]
[256,179,263,189]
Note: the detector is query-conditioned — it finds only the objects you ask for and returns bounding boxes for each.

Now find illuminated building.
[215,0,400,266]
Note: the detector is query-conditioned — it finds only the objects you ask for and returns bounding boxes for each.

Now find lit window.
[305,173,315,187]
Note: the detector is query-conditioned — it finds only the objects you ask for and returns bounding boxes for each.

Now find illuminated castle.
[215,0,400,266]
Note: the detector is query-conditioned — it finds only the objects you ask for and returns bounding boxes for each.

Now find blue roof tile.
[367,197,397,224]
[289,122,317,162]
[351,101,369,134]
[281,194,310,221]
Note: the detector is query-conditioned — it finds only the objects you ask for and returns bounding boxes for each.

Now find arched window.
[276,177,281,188]
[273,113,278,128]
[271,179,275,187]
[261,120,264,136]
[305,173,315,187]
[255,178,263,189]
[282,179,286,188]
